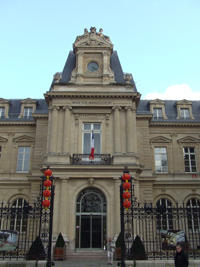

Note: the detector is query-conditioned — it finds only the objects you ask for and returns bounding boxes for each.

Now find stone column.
[114,178,121,235]
[132,106,137,154]
[171,133,181,173]
[59,179,69,235]
[63,106,72,154]
[50,106,59,153]
[125,106,134,154]
[77,51,84,77]
[103,51,109,74]
[112,106,121,154]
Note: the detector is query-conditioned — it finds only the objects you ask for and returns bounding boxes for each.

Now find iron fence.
[119,170,200,267]
[0,175,54,264]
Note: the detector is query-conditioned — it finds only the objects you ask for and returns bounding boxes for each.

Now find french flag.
[89,130,94,160]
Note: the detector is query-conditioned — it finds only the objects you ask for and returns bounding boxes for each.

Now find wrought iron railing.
[72,154,111,165]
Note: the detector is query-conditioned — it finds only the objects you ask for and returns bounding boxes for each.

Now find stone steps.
[66,250,107,260]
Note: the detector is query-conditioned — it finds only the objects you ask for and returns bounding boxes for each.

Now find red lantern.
[123,182,131,190]
[44,180,52,188]
[42,199,50,208]
[122,173,130,181]
[123,192,131,199]
[123,200,131,209]
[44,169,52,177]
[43,190,51,198]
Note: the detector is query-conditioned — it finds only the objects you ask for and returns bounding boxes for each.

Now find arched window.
[186,198,200,232]
[10,198,28,232]
[156,198,173,230]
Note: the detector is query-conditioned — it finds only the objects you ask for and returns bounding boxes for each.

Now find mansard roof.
[52,51,137,87]
[137,100,200,122]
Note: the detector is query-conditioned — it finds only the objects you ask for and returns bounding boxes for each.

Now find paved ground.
[53,260,119,267]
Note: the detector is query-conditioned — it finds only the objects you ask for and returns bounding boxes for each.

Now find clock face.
[87,62,99,72]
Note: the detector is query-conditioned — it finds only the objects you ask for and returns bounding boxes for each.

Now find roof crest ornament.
[73,27,113,52]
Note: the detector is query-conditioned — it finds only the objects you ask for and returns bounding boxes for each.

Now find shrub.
[55,233,65,247]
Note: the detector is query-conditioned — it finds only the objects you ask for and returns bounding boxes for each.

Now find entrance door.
[81,215,101,248]
[76,188,107,249]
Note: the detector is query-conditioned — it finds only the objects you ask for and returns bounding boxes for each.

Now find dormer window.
[18,98,37,118]
[153,108,163,119]
[149,99,167,120]
[181,108,190,119]
[0,107,5,118]
[23,107,33,118]
[175,100,194,120]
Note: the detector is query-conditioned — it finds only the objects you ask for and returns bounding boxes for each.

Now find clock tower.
[70,27,115,84]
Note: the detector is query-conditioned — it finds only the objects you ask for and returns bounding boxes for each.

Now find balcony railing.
[72,154,111,165]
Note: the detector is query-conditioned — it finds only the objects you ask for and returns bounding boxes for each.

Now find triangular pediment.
[148,99,166,105]
[177,136,199,143]
[13,135,35,142]
[20,98,38,105]
[73,27,113,52]
[150,136,171,143]
[0,98,11,105]
[0,136,8,143]
[175,99,193,106]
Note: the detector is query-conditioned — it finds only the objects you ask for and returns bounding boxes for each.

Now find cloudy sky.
[0,0,200,100]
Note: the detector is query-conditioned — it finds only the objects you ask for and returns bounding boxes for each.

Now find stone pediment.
[0,136,8,143]
[73,27,113,52]
[150,136,171,143]
[13,135,35,143]
[177,136,199,143]
[175,99,193,106]
[20,98,38,105]
[0,98,11,105]
[148,99,166,105]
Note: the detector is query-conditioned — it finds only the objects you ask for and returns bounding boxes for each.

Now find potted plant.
[53,233,66,260]
[131,235,147,260]
[26,236,46,260]
[115,232,122,259]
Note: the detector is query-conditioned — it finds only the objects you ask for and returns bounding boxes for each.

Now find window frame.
[183,147,197,173]
[10,198,28,232]
[23,107,33,118]
[16,146,31,173]
[153,108,163,119]
[156,198,173,231]
[0,107,5,118]
[180,108,190,119]
[82,123,102,154]
[154,147,168,173]
[186,198,200,232]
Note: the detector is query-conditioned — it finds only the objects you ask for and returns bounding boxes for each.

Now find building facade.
[0,27,200,250]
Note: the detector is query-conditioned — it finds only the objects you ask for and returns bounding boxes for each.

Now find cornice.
[136,114,153,121]
[150,122,200,127]
[0,121,36,126]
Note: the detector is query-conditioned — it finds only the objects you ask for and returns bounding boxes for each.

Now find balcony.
[72,154,111,165]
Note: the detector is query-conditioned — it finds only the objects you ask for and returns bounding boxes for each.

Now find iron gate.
[0,173,54,266]
[119,169,200,266]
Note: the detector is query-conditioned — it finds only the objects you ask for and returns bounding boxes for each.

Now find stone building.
[0,27,200,250]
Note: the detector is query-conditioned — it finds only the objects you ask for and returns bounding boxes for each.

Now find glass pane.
[93,124,101,130]
[83,133,91,154]
[84,124,91,130]
[190,148,194,153]
[154,148,159,153]
[25,147,31,153]
[94,133,100,153]
[18,147,24,152]
[160,148,166,153]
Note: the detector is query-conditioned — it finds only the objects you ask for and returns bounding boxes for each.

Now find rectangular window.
[16,147,31,172]
[23,107,33,118]
[181,108,190,119]
[83,123,101,154]
[153,108,162,119]
[154,147,168,173]
[183,147,197,173]
[0,107,5,118]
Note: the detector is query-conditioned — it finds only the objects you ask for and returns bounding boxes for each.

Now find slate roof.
[1,99,200,123]
[54,51,137,88]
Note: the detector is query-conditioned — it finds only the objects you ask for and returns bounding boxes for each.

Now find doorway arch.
[76,187,107,249]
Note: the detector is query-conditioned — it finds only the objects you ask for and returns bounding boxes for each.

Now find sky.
[0,0,200,100]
